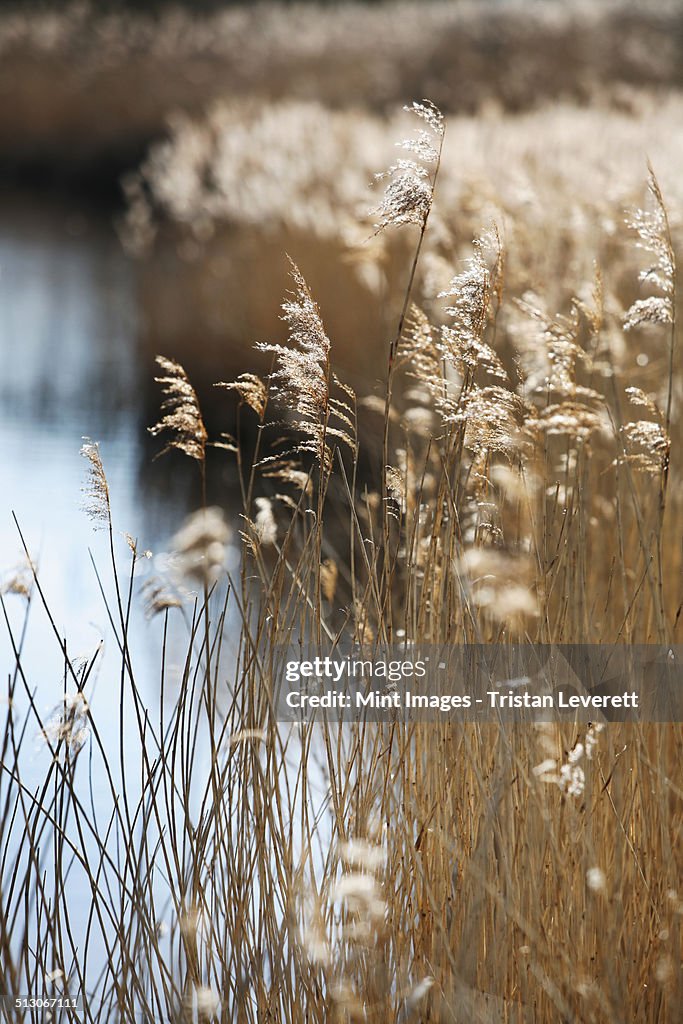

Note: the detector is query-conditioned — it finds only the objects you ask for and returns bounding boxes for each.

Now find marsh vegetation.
[1,4,683,1022]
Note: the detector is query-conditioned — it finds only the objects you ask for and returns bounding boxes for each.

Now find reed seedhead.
[141,577,183,618]
[372,101,443,234]
[624,167,675,334]
[149,355,207,462]
[438,227,507,381]
[457,547,539,624]
[257,259,355,473]
[215,372,267,419]
[320,557,338,602]
[586,867,607,894]
[252,497,277,546]
[0,555,35,598]
[399,230,508,433]
[622,166,676,492]
[194,986,220,1022]
[171,507,230,585]
[80,438,111,528]
[41,691,90,760]
[620,417,670,474]
[260,457,312,493]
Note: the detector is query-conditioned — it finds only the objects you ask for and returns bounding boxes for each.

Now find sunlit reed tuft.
[149,355,208,462]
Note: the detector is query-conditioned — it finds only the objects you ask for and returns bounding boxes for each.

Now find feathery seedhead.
[400,231,507,431]
[41,691,90,759]
[187,986,220,1024]
[257,261,355,470]
[320,558,338,603]
[619,385,670,472]
[456,386,536,460]
[406,977,435,1014]
[513,291,611,445]
[215,372,267,418]
[537,401,608,442]
[630,169,675,289]
[141,577,183,619]
[536,726,602,798]
[625,386,660,417]
[149,356,207,462]
[624,167,675,331]
[253,497,277,545]
[373,164,432,232]
[586,867,606,893]
[623,295,673,332]
[438,229,505,378]
[559,762,585,797]
[331,872,386,923]
[372,100,443,234]
[80,438,111,527]
[386,465,407,512]
[171,507,230,585]
[404,100,445,138]
[620,419,670,473]
[339,838,386,874]
[399,305,441,379]
[259,456,312,493]
[516,294,593,396]
[240,497,278,552]
[295,887,332,968]
[0,555,35,598]
[457,547,539,624]
[399,308,460,427]
[257,260,330,461]
[280,259,331,363]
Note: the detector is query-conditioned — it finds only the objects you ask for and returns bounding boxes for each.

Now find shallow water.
[0,194,248,989]
[0,194,176,667]
[0,192,249,770]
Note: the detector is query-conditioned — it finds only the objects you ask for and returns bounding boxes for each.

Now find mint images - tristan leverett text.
[283,688,639,712]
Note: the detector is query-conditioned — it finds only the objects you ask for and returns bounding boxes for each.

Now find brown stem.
[381,136,444,632]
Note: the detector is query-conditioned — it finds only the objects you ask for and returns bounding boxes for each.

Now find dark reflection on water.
[0,192,314,999]
[0,196,136,416]
[0,193,248,967]
[0,192,239,699]
[0,192,242,543]
[1,192,178,573]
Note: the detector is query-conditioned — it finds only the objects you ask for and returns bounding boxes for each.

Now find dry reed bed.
[1,102,682,1022]
[129,95,683,390]
[1,1,682,169]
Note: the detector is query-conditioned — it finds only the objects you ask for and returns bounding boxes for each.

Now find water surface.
[0,193,210,737]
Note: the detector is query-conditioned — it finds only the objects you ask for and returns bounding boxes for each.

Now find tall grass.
[1,101,682,1022]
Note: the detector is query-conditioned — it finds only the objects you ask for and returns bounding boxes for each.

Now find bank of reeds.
[2,1,683,175]
[1,101,682,1023]
[124,92,683,399]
